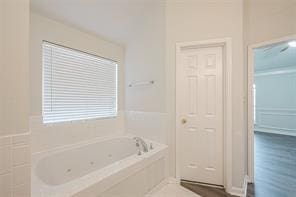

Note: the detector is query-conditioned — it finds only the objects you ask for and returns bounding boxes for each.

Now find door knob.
[181,118,187,124]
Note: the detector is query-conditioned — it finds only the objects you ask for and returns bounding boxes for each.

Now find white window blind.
[42,41,118,123]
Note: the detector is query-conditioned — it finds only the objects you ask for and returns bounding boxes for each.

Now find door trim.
[176,38,233,192]
[247,34,296,183]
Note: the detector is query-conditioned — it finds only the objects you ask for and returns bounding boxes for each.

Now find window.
[42,41,118,123]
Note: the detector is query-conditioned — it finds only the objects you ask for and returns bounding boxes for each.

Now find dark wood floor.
[181,181,237,197]
[248,131,296,197]
[181,132,296,197]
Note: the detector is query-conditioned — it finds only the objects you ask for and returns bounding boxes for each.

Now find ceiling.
[254,41,296,71]
[30,0,296,70]
[30,0,164,45]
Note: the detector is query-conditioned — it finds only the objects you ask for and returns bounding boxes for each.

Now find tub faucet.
[133,137,149,153]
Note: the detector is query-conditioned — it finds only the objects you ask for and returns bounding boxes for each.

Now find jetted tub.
[32,135,168,197]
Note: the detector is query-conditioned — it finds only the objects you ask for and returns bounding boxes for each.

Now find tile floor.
[148,183,201,197]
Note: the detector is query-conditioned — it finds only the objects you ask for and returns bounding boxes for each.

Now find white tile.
[13,165,30,186]
[0,173,12,197]
[29,116,43,129]
[12,146,29,166]
[0,145,12,175]
[0,134,30,197]
[148,183,201,197]
[0,136,11,147]
[13,184,30,197]
[12,134,29,146]
[125,111,167,143]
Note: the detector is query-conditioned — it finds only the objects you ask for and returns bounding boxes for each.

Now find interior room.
[0,0,295,197]
[251,40,296,196]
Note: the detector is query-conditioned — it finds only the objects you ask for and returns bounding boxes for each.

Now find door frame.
[247,34,296,182]
[176,38,233,192]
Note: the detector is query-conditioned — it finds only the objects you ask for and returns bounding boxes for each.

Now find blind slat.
[42,41,118,123]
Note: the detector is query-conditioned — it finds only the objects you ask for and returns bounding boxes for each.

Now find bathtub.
[32,135,168,197]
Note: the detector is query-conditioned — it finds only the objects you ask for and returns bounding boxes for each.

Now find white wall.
[245,0,296,45]
[1,0,30,136]
[124,2,167,143]
[125,3,166,113]
[30,13,126,153]
[165,0,245,189]
[0,0,3,135]
[254,69,296,136]
[0,0,31,196]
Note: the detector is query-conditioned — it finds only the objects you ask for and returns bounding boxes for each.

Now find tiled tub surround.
[30,112,125,153]
[0,133,31,197]
[125,111,167,144]
[32,135,168,197]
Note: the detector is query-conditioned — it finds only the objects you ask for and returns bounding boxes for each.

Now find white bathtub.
[32,135,168,197]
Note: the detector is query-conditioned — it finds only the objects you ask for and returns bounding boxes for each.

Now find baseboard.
[168,177,180,184]
[255,128,296,137]
[229,175,249,197]
[149,176,250,197]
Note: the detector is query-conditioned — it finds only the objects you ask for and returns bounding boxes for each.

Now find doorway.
[176,38,233,191]
[248,35,296,196]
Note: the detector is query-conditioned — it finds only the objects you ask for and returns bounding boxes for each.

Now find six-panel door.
[178,46,224,186]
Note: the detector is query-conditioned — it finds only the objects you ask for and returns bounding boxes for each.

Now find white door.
[177,46,224,185]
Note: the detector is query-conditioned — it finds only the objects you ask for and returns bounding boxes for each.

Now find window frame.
[42,41,119,124]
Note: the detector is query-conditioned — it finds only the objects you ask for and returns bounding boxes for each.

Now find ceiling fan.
[263,41,296,55]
